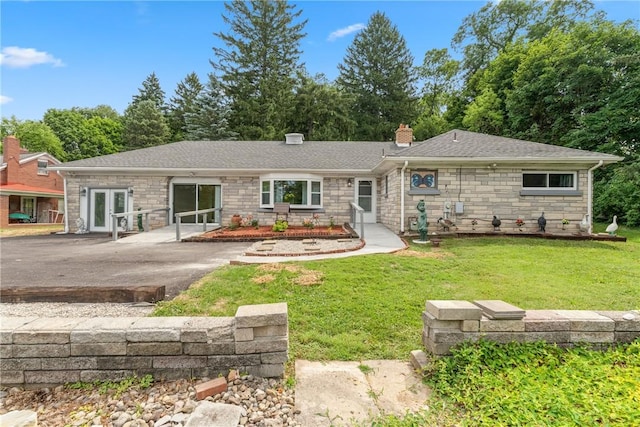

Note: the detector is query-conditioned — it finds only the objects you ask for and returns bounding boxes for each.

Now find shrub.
[272,220,288,232]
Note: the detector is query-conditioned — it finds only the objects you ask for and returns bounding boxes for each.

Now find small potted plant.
[515,218,525,231]
[561,218,570,230]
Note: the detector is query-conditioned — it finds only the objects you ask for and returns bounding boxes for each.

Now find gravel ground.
[0,302,156,318]
[244,238,363,256]
[1,372,299,427]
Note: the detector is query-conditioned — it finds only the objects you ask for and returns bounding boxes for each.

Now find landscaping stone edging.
[422,300,640,355]
[0,303,288,387]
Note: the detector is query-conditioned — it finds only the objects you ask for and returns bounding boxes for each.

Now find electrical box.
[443,201,452,214]
[455,202,464,214]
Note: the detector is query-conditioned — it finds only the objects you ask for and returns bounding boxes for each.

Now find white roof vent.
[285,133,304,145]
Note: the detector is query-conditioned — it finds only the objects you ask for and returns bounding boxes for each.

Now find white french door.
[355,178,376,223]
[90,189,128,232]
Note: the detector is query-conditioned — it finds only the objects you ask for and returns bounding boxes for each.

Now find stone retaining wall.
[423,300,640,356]
[0,303,288,387]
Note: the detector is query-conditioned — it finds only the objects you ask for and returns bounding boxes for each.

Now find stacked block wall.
[422,300,640,356]
[0,303,288,387]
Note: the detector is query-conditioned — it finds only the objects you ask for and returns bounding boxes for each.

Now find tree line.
[1,0,638,225]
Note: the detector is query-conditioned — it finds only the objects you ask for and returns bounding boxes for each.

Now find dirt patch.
[252,274,276,284]
[293,270,324,286]
[394,249,452,259]
[255,264,323,286]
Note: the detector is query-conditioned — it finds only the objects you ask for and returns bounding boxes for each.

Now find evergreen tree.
[167,72,204,141]
[122,100,170,149]
[337,11,417,141]
[132,72,166,112]
[212,0,307,140]
[184,74,237,141]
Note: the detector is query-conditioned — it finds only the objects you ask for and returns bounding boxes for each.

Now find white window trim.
[259,173,323,209]
[37,160,49,176]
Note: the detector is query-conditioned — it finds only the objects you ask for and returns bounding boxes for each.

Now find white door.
[355,178,376,223]
[90,189,128,232]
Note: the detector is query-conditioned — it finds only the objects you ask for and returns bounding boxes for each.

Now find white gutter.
[587,160,604,234]
[400,161,409,233]
[61,171,69,234]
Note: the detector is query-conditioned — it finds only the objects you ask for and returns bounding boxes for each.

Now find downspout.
[400,161,409,233]
[587,160,604,235]
[60,171,69,234]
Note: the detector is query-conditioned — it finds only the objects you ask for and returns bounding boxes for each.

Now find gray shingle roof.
[54,130,622,172]
[56,140,401,171]
[392,130,621,161]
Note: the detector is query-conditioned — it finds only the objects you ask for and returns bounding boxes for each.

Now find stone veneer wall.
[66,175,170,233]
[423,300,640,356]
[221,176,354,228]
[0,303,288,387]
[397,167,589,234]
[66,174,356,233]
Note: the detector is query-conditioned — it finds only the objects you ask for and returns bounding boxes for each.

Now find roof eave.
[377,156,623,168]
[52,166,374,176]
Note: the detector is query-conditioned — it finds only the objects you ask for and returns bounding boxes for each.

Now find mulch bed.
[184,224,357,242]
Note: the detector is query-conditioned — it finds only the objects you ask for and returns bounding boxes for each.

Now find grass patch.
[422,340,640,426]
[0,224,63,237]
[154,224,639,361]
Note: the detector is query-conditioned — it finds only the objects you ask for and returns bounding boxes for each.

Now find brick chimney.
[3,135,22,184]
[395,124,413,147]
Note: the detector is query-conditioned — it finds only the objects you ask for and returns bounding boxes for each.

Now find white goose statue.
[580,214,589,232]
[606,215,618,235]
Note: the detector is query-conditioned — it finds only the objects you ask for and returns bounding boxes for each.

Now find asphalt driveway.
[0,233,250,301]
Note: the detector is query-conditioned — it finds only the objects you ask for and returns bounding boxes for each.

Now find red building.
[0,136,65,227]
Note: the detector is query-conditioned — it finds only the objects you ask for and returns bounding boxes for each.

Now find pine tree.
[167,72,204,141]
[122,100,170,149]
[337,11,417,141]
[184,74,237,141]
[211,0,307,140]
[132,72,166,112]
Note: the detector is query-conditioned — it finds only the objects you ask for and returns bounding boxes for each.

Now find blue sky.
[1,1,638,121]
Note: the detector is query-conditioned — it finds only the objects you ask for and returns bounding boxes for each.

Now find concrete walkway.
[295,360,431,426]
[113,224,210,244]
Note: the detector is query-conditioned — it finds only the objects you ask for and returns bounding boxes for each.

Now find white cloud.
[327,23,365,42]
[0,95,13,104]
[0,46,65,68]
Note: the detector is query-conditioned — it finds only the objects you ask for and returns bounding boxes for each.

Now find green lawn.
[154,224,639,361]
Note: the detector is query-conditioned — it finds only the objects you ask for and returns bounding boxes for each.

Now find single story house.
[1,136,65,227]
[52,127,622,235]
